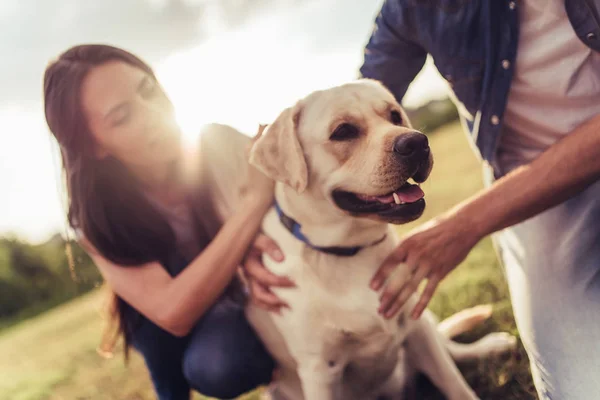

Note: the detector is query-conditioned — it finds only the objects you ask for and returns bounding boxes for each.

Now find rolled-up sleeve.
[359,0,427,104]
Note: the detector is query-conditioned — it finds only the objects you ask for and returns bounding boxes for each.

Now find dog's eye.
[330,123,360,141]
[391,110,403,125]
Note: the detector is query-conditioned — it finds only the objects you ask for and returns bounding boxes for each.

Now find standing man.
[361,1,600,398]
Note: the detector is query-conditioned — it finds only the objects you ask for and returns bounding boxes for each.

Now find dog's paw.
[479,332,518,356]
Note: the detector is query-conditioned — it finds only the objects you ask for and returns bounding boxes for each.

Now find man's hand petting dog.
[371,210,482,320]
[242,234,295,314]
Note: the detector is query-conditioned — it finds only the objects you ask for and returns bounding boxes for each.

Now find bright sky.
[0,0,449,243]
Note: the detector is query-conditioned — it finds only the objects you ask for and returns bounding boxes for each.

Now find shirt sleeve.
[195,123,253,224]
[359,0,428,104]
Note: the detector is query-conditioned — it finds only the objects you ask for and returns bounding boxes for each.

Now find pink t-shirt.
[497,0,600,174]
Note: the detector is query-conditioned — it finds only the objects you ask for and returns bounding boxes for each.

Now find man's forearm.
[456,113,600,237]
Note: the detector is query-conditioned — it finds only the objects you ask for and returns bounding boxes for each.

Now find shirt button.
[587,32,597,40]
[509,1,516,10]
[502,59,511,69]
[491,115,500,125]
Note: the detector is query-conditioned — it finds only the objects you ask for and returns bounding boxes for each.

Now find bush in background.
[0,234,102,330]
[406,97,459,134]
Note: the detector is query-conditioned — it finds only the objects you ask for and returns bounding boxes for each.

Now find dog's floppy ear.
[249,103,308,193]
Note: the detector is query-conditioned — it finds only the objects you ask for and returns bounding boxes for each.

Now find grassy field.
[0,121,537,400]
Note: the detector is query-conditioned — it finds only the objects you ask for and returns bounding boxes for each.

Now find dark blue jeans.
[131,298,275,400]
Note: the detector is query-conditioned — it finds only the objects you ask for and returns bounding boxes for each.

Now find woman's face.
[81,61,182,169]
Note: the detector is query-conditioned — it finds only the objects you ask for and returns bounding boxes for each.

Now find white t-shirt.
[497,0,600,173]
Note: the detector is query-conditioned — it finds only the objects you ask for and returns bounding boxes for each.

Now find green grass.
[0,121,536,399]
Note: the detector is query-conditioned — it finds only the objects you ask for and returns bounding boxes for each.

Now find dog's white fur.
[198,79,516,400]
[243,80,517,400]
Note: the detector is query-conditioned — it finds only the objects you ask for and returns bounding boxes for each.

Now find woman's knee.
[182,351,271,399]
[183,354,234,399]
[182,305,274,398]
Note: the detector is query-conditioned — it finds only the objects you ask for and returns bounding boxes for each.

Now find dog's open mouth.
[332,179,426,223]
[354,181,424,205]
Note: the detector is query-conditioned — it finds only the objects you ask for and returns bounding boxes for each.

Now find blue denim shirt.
[359,0,600,176]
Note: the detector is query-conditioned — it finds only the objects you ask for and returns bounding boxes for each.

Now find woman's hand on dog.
[242,234,295,313]
[370,212,481,320]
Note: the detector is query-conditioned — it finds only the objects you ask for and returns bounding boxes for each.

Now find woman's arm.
[85,195,291,337]
[372,113,600,319]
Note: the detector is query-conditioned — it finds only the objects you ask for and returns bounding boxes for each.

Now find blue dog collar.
[273,201,386,257]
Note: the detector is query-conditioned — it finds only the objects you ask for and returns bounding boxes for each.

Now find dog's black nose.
[393,132,429,159]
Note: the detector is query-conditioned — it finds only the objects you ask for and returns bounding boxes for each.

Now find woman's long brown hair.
[43,44,178,360]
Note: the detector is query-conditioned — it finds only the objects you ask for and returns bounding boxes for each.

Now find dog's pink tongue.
[394,184,424,203]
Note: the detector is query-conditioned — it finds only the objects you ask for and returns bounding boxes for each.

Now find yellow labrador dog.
[242,79,516,400]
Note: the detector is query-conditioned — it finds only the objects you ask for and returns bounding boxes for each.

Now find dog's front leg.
[296,357,341,400]
[405,316,479,400]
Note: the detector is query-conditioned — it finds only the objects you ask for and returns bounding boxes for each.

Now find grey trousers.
[486,166,600,399]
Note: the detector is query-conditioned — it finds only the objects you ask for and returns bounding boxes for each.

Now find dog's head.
[249,79,433,225]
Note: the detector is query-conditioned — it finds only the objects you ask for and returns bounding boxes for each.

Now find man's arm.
[359,0,428,103]
[373,113,600,319]
[464,113,600,237]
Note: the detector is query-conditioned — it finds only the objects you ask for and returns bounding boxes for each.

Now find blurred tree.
[0,236,101,327]
[406,98,459,135]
